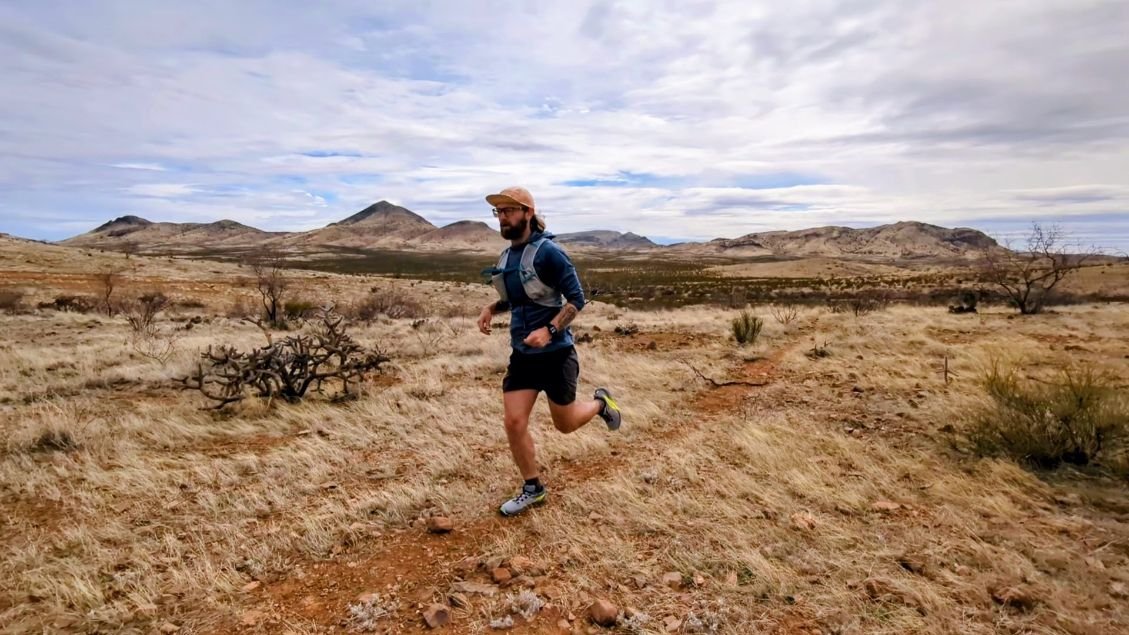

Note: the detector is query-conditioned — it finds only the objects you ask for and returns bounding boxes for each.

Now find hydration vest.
[487,237,565,308]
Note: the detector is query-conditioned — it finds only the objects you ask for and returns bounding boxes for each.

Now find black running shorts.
[502,346,579,405]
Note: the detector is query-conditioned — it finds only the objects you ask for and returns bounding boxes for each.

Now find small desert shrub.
[731,311,763,346]
[182,308,390,407]
[347,287,427,321]
[769,303,799,325]
[848,291,890,316]
[0,289,24,313]
[28,429,80,453]
[124,291,169,333]
[227,295,255,319]
[284,298,319,320]
[966,360,1129,475]
[175,297,207,309]
[39,295,98,313]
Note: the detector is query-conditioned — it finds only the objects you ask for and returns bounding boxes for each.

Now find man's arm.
[546,245,585,331]
[550,302,580,331]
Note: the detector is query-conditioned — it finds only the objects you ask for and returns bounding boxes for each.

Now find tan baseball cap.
[486,186,535,210]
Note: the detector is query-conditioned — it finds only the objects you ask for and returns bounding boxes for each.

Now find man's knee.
[504,413,529,434]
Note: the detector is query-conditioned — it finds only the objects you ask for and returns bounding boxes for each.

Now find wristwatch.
[546,324,559,337]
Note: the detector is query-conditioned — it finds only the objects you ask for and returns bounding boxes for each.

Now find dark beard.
[500,217,528,240]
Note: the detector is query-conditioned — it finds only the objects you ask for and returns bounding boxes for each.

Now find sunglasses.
[492,206,526,217]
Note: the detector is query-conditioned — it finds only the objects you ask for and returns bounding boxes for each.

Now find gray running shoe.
[594,388,622,431]
[499,484,547,516]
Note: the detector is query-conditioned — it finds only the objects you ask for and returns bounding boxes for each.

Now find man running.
[477,186,622,516]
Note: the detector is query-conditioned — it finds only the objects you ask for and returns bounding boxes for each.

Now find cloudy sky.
[2,0,1128,249]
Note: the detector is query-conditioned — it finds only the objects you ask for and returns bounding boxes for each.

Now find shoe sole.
[499,491,547,517]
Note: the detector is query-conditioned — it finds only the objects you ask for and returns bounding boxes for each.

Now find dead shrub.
[0,289,25,313]
[124,291,170,333]
[181,308,390,408]
[849,291,890,316]
[769,303,799,325]
[965,360,1129,475]
[28,429,80,453]
[347,287,427,321]
[39,295,98,313]
[284,299,319,321]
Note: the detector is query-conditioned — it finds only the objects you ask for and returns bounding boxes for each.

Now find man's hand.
[477,305,494,335]
[523,327,552,349]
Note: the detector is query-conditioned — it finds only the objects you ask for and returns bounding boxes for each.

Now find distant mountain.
[289,200,436,248]
[63,216,275,250]
[556,230,657,250]
[670,221,999,259]
[59,203,996,261]
[415,220,507,251]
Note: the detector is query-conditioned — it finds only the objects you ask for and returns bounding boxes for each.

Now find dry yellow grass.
[1,240,1128,634]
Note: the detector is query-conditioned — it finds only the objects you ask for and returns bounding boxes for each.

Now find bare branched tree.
[124,291,169,334]
[981,223,1097,314]
[248,253,289,326]
[96,267,124,316]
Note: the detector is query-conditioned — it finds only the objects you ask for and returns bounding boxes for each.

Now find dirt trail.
[212,340,800,634]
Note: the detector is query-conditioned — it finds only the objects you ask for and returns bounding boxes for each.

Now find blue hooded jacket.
[493,231,586,354]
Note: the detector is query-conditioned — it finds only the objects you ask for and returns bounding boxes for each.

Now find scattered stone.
[871,501,901,513]
[450,581,498,596]
[426,517,454,534]
[159,623,180,634]
[632,575,650,589]
[455,556,480,573]
[790,511,817,530]
[508,555,543,576]
[415,587,439,604]
[989,581,1040,611]
[851,385,864,393]
[320,481,338,490]
[558,619,572,629]
[897,553,928,576]
[489,615,515,630]
[240,609,265,627]
[724,571,739,587]
[661,572,683,590]
[485,555,506,571]
[422,603,450,629]
[1110,582,1128,599]
[692,572,706,587]
[241,580,261,593]
[663,615,682,632]
[588,599,618,626]
[491,567,513,584]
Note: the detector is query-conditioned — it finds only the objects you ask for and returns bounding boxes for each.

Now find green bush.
[967,360,1128,475]
[731,311,763,346]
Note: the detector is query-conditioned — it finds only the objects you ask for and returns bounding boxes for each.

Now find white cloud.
[110,162,168,171]
[0,1,1127,249]
[124,183,198,198]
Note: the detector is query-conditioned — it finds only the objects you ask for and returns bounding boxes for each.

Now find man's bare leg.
[547,398,604,434]
[503,389,540,479]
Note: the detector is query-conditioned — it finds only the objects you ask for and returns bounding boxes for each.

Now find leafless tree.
[124,291,170,334]
[981,223,1097,314]
[248,253,289,325]
[96,267,124,316]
